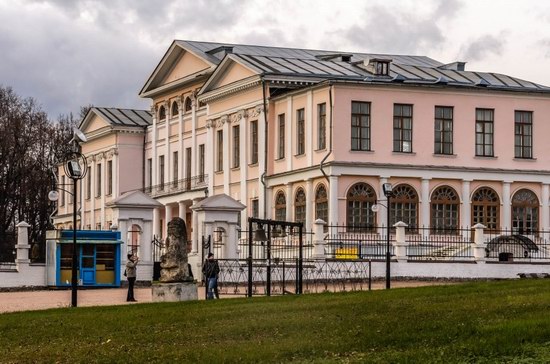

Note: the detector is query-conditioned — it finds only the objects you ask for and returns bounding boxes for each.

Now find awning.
[58,239,123,245]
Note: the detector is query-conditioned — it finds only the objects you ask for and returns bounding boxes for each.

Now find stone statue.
[160,217,192,283]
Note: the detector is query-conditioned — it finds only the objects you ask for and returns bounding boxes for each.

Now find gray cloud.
[537,39,550,58]
[458,34,505,61]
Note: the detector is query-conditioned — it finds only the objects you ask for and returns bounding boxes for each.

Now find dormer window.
[364,58,392,76]
[158,105,166,120]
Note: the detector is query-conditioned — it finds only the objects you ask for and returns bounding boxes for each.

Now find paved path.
[0,281,455,314]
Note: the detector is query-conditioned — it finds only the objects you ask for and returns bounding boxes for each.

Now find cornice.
[199,77,262,103]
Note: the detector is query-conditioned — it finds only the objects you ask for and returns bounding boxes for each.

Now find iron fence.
[142,174,208,198]
[324,224,394,260]
[0,231,16,263]
[237,229,314,261]
[484,228,550,262]
[406,227,474,261]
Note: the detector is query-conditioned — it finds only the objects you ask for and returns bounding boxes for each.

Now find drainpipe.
[320,82,333,184]
[142,126,147,190]
[261,77,268,219]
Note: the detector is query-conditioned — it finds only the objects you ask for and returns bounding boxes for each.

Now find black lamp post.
[382,182,393,289]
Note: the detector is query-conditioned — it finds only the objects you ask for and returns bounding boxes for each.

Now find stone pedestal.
[152,281,198,302]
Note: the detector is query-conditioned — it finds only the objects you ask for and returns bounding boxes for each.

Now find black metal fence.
[0,231,16,263]
[406,227,474,261]
[484,228,550,262]
[324,224,394,260]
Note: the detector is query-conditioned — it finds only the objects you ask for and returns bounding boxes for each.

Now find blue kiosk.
[53,230,123,287]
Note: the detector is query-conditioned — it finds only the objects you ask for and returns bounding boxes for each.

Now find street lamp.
[49,128,87,307]
[382,183,393,289]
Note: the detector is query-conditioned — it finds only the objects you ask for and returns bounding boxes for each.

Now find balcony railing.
[143,174,208,198]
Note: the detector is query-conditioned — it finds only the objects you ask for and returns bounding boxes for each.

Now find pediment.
[199,55,261,95]
[81,113,111,135]
[159,51,211,86]
[107,190,162,209]
[191,193,246,212]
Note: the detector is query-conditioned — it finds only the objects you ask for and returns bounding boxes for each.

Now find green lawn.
[2,280,550,363]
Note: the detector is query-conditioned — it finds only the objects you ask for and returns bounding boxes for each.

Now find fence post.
[312,219,326,260]
[15,221,31,267]
[394,221,408,261]
[473,223,487,263]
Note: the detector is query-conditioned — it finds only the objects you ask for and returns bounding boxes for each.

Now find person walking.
[126,253,139,302]
[202,253,220,299]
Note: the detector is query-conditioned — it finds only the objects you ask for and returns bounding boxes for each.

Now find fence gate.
[152,235,163,281]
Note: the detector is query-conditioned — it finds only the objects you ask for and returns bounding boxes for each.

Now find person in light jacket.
[126,253,139,302]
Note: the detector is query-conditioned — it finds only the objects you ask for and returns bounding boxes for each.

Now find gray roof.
[92,107,152,127]
[177,40,550,93]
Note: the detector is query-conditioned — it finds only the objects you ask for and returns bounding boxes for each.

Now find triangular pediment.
[200,55,261,95]
[160,51,211,86]
[107,190,162,208]
[81,112,111,135]
[191,193,246,212]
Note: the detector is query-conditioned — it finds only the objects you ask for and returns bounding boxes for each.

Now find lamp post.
[382,183,393,289]
[49,128,87,307]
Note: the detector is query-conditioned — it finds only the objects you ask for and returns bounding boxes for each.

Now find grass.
[2,280,550,363]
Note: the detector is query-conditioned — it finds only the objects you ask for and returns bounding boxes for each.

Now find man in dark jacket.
[202,253,220,299]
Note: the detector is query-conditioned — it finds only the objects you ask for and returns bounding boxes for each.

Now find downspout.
[261,77,268,219]
[142,126,147,190]
[320,82,333,184]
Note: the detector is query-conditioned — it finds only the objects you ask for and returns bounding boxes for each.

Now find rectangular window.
[393,104,413,152]
[185,147,191,190]
[199,144,205,182]
[86,166,91,199]
[475,108,494,157]
[217,130,223,172]
[60,175,65,206]
[297,108,305,155]
[515,111,533,158]
[173,151,178,185]
[251,120,258,164]
[233,125,240,168]
[147,158,152,190]
[251,199,259,218]
[107,160,113,195]
[159,156,164,190]
[351,101,371,151]
[278,114,285,159]
[96,163,102,197]
[318,103,326,150]
[434,106,453,155]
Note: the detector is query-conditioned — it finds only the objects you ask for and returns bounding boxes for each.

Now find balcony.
[143,175,208,198]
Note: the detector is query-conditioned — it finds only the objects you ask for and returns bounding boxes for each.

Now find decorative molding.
[199,78,262,103]
[248,104,266,118]
[205,119,214,129]
[217,115,228,128]
[231,109,247,123]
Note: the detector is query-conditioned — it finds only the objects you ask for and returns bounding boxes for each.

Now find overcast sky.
[1,0,549,119]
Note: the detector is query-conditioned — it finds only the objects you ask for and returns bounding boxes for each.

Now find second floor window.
[278,114,285,159]
[297,109,305,155]
[107,160,113,195]
[393,104,413,153]
[86,166,91,199]
[515,111,533,158]
[233,125,240,168]
[159,156,164,189]
[251,120,258,164]
[217,130,223,172]
[198,144,205,182]
[351,101,370,151]
[96,163,102,197]
[147,158,152,188]
[318,103,326,150]
[173,151,178,185]
[434,106,453,155]
[60,176,65,206]
[475,108,494,157]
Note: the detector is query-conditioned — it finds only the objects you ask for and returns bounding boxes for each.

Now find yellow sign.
[335,247,358,259]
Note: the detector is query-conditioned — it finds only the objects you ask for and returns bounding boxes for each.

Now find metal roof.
[93,107,152,127]
[176,40,550,93]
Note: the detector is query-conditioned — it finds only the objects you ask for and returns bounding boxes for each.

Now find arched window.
[275,191,286,221]
[390,184,418,232]
[471,187,500,231]
[158,105,166,120]
[431,186,460,234]
[294,188,306,224]
[512,189,539,234]
[128,224,142,255]
[315,184,328,225]
[171,101,179,117]
[346,182,377,231]
[184,97,193,112]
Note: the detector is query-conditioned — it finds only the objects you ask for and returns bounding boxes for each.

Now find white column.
[543,184,550,231]
[192,198,200,254]
[90,157,96,229]
[286,182,293,221]
[329,175,339,225]
[462,180,471,230]
[151,106,158,186]
[118,219,128,255]
[113,149,119,198]
[178,99,184,180]
[222,116,230,194]
[265,187,273,220]
[153,207,160,238]
[164,102,171,188]
[240,110,248,227]
[100,154,106,229]
[191,97,197,177]
[503,181,511,231]
[258,106,266,218]
[421,178,431,237]
[378,177,389,235]
[80,176,85,229]
[179,201,187,220]
[165,204,173,228]
[286,96,293,171]
[305,179,313,232]
[306,90,313,166]
[206,120,214,194]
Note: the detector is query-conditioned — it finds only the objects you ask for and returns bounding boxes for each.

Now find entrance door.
[80,245,96,285]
